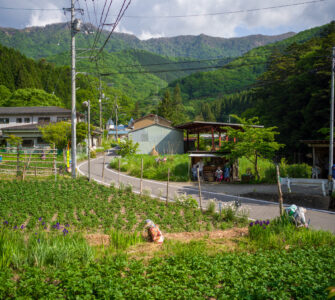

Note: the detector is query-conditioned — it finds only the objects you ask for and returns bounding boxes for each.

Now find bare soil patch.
[85,233,110,246]
[164,227,248,242]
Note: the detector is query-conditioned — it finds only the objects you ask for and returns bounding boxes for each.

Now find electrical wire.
[94,0,132,58]
[122,0,332,19]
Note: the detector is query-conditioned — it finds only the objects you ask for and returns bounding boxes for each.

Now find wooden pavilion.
[175,121,263,182]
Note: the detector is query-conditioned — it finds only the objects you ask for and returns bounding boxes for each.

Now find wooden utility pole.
[276,165,284,216]
[197,168,203,212]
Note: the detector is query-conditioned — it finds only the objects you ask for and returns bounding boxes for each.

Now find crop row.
[0,178,237,233]
[1,244,334,299]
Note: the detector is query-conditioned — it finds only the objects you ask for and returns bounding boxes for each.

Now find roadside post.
[140,158,143,195]
[197,167,203,212]
[276,164,284,216]
[166,168,170,205]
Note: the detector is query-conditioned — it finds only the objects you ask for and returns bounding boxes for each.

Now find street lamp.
[83,100,91,181]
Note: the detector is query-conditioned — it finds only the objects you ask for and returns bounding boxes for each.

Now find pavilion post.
[211,127,215,151]
[197,132,200,151]
[186,130,189,152]
[219,131,221,148]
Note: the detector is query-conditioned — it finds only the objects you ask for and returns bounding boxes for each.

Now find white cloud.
[27,8,65,27]
[138,31,165,40]
[0,0,334,37]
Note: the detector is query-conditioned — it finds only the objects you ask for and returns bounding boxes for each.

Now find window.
[16,118,22,123]
[0,118,9,124]
[38,117,50,123]
[22,140,34,147]
[57,117,69,122]
[24,118,30,123]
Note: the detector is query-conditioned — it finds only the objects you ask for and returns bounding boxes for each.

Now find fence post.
[197,168,203,212]
[166,168,170,205]
[16,146,20,178]
[276,164,284,216]
[102,153,106,182]
[118,158,121,187]
[53,145,57,182]
[140,158,143,196]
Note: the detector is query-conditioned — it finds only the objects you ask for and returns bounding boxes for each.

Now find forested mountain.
[0,43,135,125]
[170,23,327,105]
[0,44,71,106]
[0,23,295,60]
[246,21,335,155]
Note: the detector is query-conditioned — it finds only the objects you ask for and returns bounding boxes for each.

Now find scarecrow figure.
[145,219,164,244]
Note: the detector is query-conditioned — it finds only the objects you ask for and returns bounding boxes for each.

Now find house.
[106,118,129,139]
[128,114,184,154]
[0,106,77,148]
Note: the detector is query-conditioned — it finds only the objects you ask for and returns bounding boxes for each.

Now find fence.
[0,147,58,179]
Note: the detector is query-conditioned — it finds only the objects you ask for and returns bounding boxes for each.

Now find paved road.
[78,156,335,233]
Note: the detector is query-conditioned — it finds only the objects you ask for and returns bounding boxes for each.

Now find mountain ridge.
[0,22,296,60]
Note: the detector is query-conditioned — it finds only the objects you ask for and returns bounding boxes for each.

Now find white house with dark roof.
[0,106,73,147]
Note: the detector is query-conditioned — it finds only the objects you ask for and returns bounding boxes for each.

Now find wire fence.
[0,147,59,179]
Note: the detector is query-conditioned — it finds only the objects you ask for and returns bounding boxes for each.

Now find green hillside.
[170,23,328,106]
[245,21,335,156]
[0,23,295,60]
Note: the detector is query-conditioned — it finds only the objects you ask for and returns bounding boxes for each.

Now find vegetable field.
[0,178,334,299]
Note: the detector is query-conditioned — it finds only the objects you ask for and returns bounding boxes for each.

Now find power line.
[122,0,332,19]
[95,0,132,58]
[0,6,63,11]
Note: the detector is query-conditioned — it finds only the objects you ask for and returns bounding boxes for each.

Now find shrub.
[118,139,139,157]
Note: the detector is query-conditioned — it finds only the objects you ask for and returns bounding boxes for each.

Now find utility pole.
[83,100,91,181]
[329,46,335,202]
[64,1,83,178]
[99,76,102,130]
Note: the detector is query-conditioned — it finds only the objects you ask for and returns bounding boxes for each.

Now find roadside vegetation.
[110,154,312,183]
[0,178,334,298]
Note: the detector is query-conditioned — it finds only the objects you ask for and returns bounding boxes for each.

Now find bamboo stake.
[140,158,143,196]
[102,153,106,181]
[166,168,170,205]
[16,146,20,177]
[53,145,57,182]
[197,168,203,212]
[276,164,284,216]
[118,158,121,187]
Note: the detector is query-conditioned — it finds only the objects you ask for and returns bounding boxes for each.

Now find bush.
[118,139,139,157]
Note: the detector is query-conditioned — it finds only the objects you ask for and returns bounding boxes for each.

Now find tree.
[40,122,90,150]
[221,115,284,180]
[157,90,172,120]
[170,84,187,125]
[7,88,63,107]
[6,135,22,147]
[0,85,12,106]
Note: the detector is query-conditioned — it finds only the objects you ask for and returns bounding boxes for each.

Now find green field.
[0,178,334,298]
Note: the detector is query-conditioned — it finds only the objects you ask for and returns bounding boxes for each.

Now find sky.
[0,0,334,39]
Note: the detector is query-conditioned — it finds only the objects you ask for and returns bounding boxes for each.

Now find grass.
[110,154,190,182]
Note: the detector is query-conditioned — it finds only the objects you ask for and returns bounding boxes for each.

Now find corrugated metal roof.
[0,106,71,116]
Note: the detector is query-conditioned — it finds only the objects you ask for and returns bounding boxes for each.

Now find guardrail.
[280,177,329,196]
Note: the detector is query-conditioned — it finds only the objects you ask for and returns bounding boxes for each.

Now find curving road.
[78,156,335,233]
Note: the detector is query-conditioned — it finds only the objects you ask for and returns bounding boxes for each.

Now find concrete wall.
[129,125,184,155]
